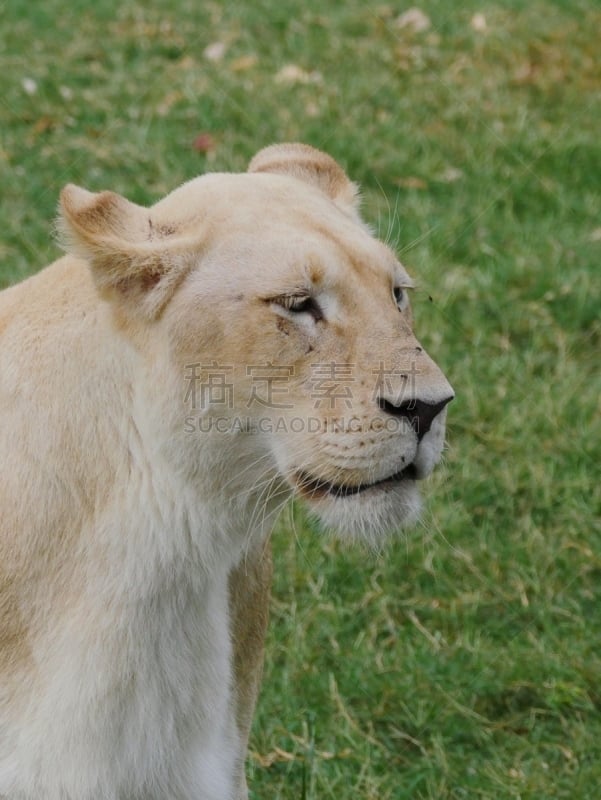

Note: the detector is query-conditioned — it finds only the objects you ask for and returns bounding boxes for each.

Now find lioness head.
[59,143,453,545]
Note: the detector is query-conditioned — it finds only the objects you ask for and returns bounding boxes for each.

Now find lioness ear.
[248,143,362,221]
[58,185,193,318]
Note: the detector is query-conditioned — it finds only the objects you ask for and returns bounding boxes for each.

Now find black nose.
[378,395,454,441]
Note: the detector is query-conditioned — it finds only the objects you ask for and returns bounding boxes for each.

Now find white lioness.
[0,144,453,799]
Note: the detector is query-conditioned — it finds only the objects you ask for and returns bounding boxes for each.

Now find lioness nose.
[378,395,454,441]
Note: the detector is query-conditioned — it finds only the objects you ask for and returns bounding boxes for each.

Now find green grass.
[1,1,600,797]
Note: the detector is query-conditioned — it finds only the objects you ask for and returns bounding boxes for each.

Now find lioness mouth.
[296,463,418,500]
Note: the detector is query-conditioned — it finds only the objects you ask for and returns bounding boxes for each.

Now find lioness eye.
[279,295,323,321]
[394,286,411,311]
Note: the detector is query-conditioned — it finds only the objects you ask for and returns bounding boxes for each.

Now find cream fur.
[0,143,453,799]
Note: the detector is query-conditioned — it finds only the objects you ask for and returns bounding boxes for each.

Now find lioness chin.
[0,143,453,799]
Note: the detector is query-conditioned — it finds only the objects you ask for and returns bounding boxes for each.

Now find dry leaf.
[393,176,428,189]
[32,117,55,135]
[395,8,431,32]
[22,77,38,95]
[157,90,184,117]
[203,41,227,61]
[470,13,487,32]
[437,166,463,183]
[512,62,537,85]
[275,64,322,85]
[230,55,258,72]
[192,133,216,153]
[178,55,196,70]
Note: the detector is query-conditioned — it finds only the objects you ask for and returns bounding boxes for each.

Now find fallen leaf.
[157,90,184,117]
[376,5,395,18]
[32,116,55,135]
[230,55,258,72]
[203,41,227,61]
[470,13,487,32]
[437,166,463,183]
[192,133,216,153]
[177,55,196,70]
[395,8,431,32]
[393,176,428,189]
[22,77,38,95]
[508,766,525,779]
[512,62,537,85]
[275,64,322,84]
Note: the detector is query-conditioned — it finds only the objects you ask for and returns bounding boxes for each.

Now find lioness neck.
[0,256,266,799]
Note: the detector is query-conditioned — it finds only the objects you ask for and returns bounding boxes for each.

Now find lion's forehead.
[206,234,394,295]
[154,172,399,286]
[154,171,338,222]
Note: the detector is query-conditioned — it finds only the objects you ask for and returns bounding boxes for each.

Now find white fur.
[0,144,453,799]
[0,315,271,799]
